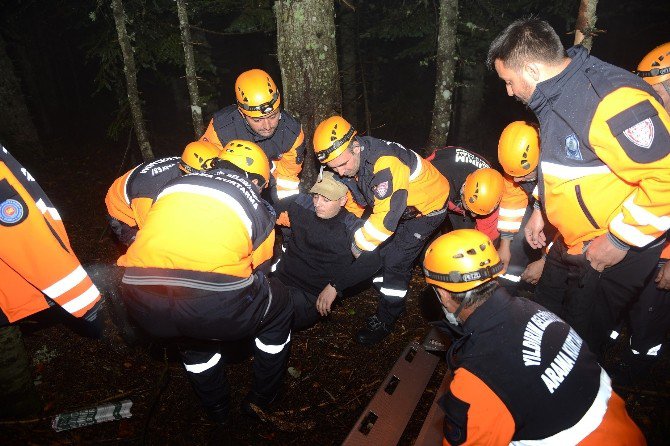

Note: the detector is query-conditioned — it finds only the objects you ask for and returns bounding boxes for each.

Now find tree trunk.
[574,0,598,51]
[0,34,43,156]
[110,0,154,162]
[338,3,358,127]
[0,325,41,418]
[176,0,204,138]
[453,60,486,152]
[276,0,342,189]
[426,0,458,151]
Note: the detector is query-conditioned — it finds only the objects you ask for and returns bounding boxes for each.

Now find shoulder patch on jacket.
[372,168,393,200]
[0,179,28,226]
[439,392,470,445]
[607,99,670,163]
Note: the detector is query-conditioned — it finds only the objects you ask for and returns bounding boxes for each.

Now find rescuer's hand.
[76,301,105,339]
[524,208,546,249]
[498,239,512,271]
[521,257,545,285]
[316,284,338,316]
[655,261,670,290]
[585,234,627,272]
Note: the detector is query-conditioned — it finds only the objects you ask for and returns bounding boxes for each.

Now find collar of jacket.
[528,45,590,114]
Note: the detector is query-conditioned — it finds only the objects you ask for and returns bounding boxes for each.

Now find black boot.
[241,391,278,420]
[356,315,393,346]
[204,400,230,426]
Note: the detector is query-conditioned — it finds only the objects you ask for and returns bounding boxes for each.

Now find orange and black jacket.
[427,146,500,241]
[0,146,101,325]
[439,287,645,445]
[337,136,450,254]
[530,45,670,254]
[497,176,537,238]
[105,157,182,245]
[118,168,276,291]
[201,105,305,200]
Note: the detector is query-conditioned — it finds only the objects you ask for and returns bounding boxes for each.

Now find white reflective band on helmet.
[511,368,611,445]
[609,330,620,340]
[610,214,657,247]
[158,183,253,238]
[622,195,670,232]
[354,228,377,251]
[363,221,391,243]
[500,273,521,282]
[184,353,222,374]
[255,332,291,354]
[540,162,611,180]
[380,287,407,298]
[60,285,100,314]
[42,266,89,299]
[35,198,62,221]
[499,207,527,218]
[409,151,423,181]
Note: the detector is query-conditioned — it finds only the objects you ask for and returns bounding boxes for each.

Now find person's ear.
[523,62,541,82]
[338,194,348,206]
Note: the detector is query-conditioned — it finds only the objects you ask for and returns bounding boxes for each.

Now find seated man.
[273,171,380,330]
[423,229,646,445]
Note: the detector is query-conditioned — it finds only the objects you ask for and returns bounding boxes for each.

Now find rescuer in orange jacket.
[489,18,670,356]
[607,43,670,384]
[425,147,503,242]
[423,229,646,446]
[496,121,553,291]
[1,145,103,416]
[118,140,292,424]
[105,141,221,245]
[200,68,305,205]
[313,115,450,345]
[0,145,101,326]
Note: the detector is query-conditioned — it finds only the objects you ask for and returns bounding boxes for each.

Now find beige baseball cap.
[309,171,348,200]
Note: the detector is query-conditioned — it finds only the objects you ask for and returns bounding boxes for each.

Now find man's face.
[514,169,538,183]
[312,194,344,219]
[243,109,280,138]
[494,59,536,105]
[327,143,361,178]
[652,82,670,114]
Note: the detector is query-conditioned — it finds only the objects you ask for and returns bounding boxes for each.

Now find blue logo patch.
[565,134,583,161]
[0,199,24,225]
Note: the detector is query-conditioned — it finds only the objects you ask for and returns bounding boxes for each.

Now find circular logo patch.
[0,199,24,225]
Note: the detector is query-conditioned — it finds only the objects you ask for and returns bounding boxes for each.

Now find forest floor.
[2,143,669,445]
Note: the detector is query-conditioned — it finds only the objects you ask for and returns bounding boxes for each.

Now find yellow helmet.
[498,121,540,177]
[180,141,222,174]
[461,168,504,216]
[235,69,281,118]
[313,116,357,164]
[636,42,670,85]
[423,229,503,293]
[219,139,271,186]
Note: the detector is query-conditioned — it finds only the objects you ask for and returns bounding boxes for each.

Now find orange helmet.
[219,139,270,186]
[180,141,222,174]
[498,121,540,177]
[235,69,281,118]
[461,168,504,216]
[423,229,503,293]
[636,42,670,85]
[313,116,357,164]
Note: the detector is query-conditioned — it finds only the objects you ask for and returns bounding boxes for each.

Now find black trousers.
[628,261,670,357]
[375,211,447,325]
[534,236,662,356]
[121,275,292,408]
[286,286,320,331]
